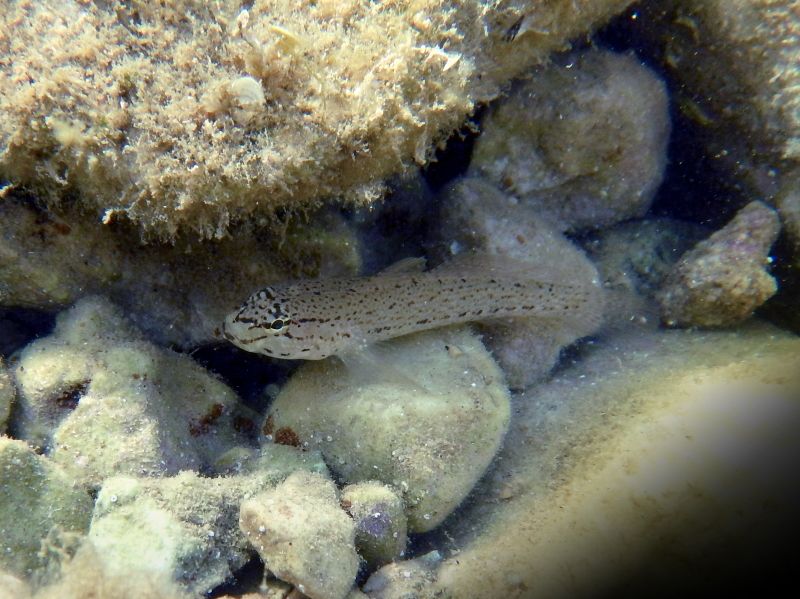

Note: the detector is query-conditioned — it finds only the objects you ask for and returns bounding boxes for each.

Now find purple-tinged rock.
[658,201,780,327]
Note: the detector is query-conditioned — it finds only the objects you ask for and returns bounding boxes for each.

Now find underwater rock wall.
[629,0,800,170]
[0,200,361,347]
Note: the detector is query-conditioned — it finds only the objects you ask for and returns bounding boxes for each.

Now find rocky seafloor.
[2,1,800,598]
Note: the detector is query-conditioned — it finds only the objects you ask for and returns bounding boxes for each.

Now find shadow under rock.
[189,343,299,413]
[0,307,57,358]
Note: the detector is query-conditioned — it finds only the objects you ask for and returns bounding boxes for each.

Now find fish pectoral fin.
[378,256,427,275]
[336,344,431,394]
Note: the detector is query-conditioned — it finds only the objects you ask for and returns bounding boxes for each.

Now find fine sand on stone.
[407,324,800,597]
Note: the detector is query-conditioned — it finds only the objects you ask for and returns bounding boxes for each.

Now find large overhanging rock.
[0,0,634,240]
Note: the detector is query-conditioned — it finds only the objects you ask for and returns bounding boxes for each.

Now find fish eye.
[270,319,286,330]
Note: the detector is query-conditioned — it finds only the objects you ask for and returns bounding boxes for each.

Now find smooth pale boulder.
[263,327,511,532]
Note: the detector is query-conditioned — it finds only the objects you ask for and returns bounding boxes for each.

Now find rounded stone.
[470,49,670,233]
[341,481,407,570]
[263,327,511,532]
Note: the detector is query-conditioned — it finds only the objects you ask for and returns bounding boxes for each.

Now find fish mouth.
[221,318,238,343]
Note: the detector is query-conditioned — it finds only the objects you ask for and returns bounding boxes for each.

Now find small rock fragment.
[363,551,441,599]
[341,482,407,570]
[0,437,92,578]
[240,471,359,599]
[658,201,780,327]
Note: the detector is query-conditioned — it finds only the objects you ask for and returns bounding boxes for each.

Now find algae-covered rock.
[0,200,360,347]
[425,324,800,598]
[0,0,635,240]
[437,177,604,389]
[240,471,359,599]
[0,437,92,578]
[88,457,319,597]
[265,327,511,532]
[658,201,780,328]
[470,49,670,233]
[0,360,12,434]
[341,482,407,571]
[12,296,253,486]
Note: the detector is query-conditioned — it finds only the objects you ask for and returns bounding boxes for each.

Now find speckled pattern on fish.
[223,255,605,359]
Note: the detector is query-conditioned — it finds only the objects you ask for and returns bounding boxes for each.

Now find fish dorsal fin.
[431,252,565,282]
[379,256,427,275]
[433,252,608,333]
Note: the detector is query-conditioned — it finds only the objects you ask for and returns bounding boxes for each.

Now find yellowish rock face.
[432,325,800,598]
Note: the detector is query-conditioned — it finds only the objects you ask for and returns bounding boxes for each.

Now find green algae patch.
[0,437,92,578]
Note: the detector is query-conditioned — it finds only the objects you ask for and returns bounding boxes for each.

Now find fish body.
[223,256,604,360]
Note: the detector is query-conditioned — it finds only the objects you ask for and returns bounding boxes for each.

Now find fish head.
[223,286,332,360]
